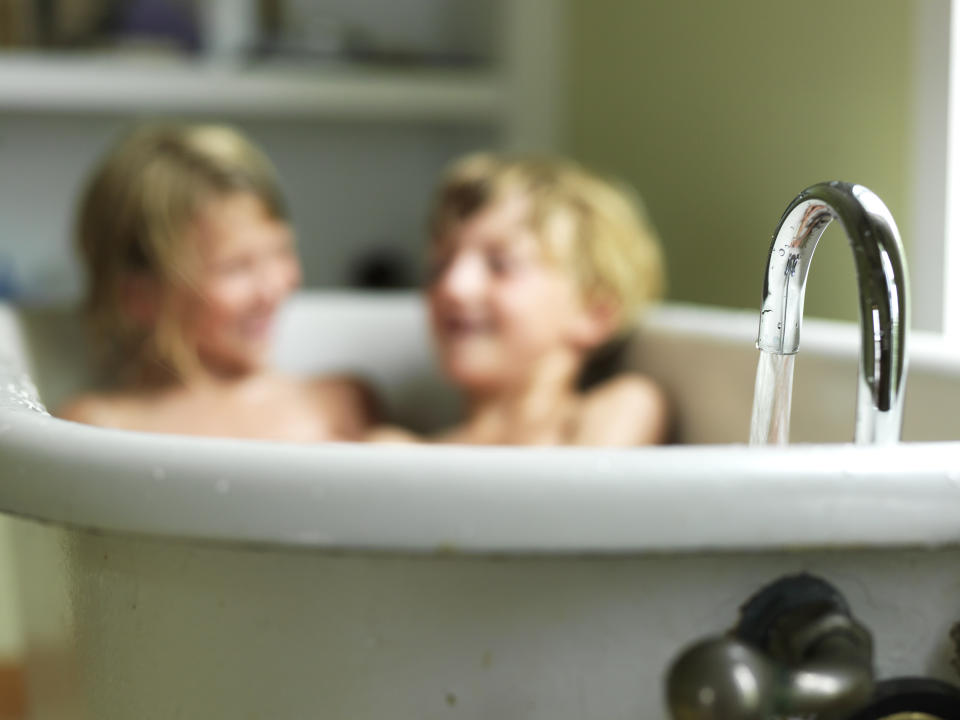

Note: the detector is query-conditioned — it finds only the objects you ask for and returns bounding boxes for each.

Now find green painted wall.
[567,0,914,321]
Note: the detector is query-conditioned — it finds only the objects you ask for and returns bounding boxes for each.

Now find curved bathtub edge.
[2,408,960,554]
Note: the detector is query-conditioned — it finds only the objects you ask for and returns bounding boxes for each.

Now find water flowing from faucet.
[749,182,909,445]
[749,352,795,445]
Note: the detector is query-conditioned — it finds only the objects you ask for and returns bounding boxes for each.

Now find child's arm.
[575,374,670,446]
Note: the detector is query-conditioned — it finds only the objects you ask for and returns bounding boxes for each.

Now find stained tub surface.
[3,292,960,719]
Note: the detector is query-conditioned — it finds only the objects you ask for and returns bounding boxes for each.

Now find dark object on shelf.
[255,0,344,60]
[844,677,960,719]
[350,247,416,290]
[30,0,112,48]
[253,0,483,67]
[16,0,200,52]
[102,0,201,53]
[344,29,484,68]
[0,0,36,46]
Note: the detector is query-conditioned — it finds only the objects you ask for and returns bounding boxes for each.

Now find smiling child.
[369,153,669,446]
[57,123,374,441]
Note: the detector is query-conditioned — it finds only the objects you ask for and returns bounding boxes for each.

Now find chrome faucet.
[665,574,874,720]
[757,181,910,444]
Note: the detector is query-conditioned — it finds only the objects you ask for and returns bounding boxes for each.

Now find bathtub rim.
[2,407,960,554]
[5,294,960,554]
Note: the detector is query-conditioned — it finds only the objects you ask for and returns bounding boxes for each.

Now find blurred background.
[0,0,931,322]
[0,0,945,712]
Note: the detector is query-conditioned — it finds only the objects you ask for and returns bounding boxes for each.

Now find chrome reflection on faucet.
[757,182,909,444]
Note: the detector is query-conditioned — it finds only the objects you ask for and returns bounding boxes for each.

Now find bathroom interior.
[2,0,960,718]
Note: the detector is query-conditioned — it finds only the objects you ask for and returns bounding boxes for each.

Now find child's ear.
[119,272,162,327]
[568,296,621,350]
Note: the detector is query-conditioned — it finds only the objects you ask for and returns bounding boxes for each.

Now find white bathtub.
[3,292,960,719]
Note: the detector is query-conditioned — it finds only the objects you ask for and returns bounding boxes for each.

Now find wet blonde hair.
[429,153,665,331]
[76,122,288,381]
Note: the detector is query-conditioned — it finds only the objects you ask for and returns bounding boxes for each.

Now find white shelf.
[0,53,505,123]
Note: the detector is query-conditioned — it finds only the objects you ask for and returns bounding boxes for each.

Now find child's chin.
[221,349,270,375]
[444,364,507,392]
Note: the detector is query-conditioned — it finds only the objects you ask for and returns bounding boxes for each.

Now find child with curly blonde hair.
[370,153,669,446]
[57,123,374,441]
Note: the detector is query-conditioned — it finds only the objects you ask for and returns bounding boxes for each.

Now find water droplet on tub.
[0,423,9,434]
[779,248,785,256]
[215,477,231,494]
[0,365,49,415]
[152,467,166,480]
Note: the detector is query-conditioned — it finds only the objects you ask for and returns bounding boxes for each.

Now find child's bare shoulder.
[55,392,133,429]
[577,373,670,446]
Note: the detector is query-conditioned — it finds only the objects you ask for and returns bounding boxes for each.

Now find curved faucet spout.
[757,182,909,444]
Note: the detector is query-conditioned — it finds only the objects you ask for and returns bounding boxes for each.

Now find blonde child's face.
[173,192,301,376]
[427,191,605,392]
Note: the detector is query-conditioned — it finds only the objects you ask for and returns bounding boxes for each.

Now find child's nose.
[436,253,485,301]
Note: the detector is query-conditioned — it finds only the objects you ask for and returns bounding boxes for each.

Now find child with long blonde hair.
[57,123,374,441]
[369,153,669,446]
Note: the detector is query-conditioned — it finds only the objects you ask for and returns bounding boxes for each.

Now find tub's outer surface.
[12,518,960,720]
[4,292,960,719]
